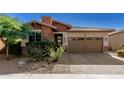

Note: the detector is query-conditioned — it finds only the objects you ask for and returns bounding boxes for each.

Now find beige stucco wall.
[23,31,109,47]
[109,32,124,50]
[21,39,28,47]
[54,31,110,52]
[68,31,109,47]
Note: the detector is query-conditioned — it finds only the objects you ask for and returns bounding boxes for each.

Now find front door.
[54,34,63,47]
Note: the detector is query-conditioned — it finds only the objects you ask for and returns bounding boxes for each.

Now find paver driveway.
[0,53,124,75]
[46,53,124,74]
[58,53,124,65]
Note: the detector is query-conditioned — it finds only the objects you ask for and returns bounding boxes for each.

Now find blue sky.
[6,13,124,30]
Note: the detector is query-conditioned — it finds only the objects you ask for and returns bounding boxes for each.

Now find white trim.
[67,36,108,53]
[34,29,42,32]
[53,32,68,46]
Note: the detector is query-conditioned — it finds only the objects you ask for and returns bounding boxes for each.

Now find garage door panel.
[85,39,102,52]
[68,37,103,53]
[68,40,86,53]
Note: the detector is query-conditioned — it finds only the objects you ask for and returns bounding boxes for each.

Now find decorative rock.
[31,64,39,70]
[43,64,48,67]
[17,61,26,67]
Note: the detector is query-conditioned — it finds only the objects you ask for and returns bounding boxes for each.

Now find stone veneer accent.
[41,16,53,41]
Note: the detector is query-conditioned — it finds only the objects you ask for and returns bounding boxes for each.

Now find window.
[29,32,35,42]
[69,37,85,41]
[86,37,92,40]
[29,32,41,42]
[72,38,76,40]
[77,37,84,40]
[96,38,101,40]
[36,32,42,41]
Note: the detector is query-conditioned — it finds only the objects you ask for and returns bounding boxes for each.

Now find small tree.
[0,15,31,59]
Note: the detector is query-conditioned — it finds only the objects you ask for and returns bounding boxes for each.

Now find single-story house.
[0,16,115,53]
[25,16,115,53]
[108,30,124,50]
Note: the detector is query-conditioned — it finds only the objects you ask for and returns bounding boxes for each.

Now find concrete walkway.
[1,74,124,79]
[108,52,124,61]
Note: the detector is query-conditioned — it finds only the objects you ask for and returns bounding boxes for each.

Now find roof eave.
[53,20,72,28]
[68,30,115,32]
[27,21,57,30]
[109,30,124,36]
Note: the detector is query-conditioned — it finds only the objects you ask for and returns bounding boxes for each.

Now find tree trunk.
[6,45,9,60]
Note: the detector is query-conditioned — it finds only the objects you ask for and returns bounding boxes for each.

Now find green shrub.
[49,47,64,62]
[26,40,57,61]
[9,40,22,56]
[116,50,124,57]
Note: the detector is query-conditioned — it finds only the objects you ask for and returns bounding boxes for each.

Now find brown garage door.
[68,37,103,53]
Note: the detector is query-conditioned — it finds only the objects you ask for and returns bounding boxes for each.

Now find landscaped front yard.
[0,52,124,74]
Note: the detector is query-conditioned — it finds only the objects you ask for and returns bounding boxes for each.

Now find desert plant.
[26,40,57,61]
[116,50,124,57]
[49,47,64,62]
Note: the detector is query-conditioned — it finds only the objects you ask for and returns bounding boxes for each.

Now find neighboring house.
[109,30,124,51]
[0,16,115,53]
[0,38,5,53]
